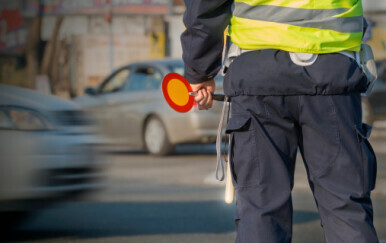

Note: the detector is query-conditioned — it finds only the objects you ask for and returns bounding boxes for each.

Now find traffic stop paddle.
[162,73,234,204]
[162,73,227,113]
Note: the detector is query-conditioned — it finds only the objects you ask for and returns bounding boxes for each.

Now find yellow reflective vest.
[229,0,364,53]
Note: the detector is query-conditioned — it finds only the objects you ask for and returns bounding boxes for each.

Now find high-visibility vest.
[229,0,364,53]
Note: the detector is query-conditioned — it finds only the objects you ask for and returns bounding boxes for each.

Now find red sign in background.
[0,9,26,53]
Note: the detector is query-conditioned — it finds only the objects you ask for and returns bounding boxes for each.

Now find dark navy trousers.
[225,94,378,242]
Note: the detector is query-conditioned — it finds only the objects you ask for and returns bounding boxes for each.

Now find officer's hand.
[191,79,215,110]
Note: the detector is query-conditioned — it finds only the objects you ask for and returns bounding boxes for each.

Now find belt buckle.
[289,52,318,66]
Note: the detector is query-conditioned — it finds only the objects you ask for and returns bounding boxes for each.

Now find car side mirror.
[84,87,96,95]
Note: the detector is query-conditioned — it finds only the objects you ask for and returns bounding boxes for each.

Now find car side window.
[100,68,130,94]
[126,67,162,92]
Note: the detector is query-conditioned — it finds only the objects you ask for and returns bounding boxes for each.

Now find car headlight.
[0,107,52,131]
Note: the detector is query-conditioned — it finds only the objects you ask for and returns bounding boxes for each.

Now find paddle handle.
[225,160,235,204]
[189,92,229,102]
[212,94,227,101]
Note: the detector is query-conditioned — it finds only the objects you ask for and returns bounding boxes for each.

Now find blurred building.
[0,0,185,96]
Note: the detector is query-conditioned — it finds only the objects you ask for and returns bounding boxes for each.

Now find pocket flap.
[355,123,372,139]
[225,116,251,134]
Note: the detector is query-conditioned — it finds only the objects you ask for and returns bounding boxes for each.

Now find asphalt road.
[2,126,386,243]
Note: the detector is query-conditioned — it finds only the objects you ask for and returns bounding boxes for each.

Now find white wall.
[41,16,89,41]
[363,0,386,12]
[41,15,149,41]
[166,15,184,59]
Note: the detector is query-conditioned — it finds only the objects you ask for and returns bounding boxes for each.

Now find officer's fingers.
[197,93,207,107]
[199,90,212,110]
[194,89,204,103]
[198,89,209,106]
[202,90,212,108]
[205,90,213,108]
[197,90,209,110]
[206,90,213,109]
[198,89,207,101]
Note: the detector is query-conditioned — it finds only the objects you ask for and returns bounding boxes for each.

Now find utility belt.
[222,40,377,96]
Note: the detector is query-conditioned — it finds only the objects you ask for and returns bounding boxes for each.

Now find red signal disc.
[162,73,194,113]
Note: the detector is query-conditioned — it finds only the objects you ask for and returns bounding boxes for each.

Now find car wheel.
[144,116,174,156]
[362,98,374,126]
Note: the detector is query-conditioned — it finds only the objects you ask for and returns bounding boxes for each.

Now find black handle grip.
[212,94,231,102]
[189,92,230,102]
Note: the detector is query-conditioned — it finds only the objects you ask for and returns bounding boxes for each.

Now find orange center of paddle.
[167,79,190,106]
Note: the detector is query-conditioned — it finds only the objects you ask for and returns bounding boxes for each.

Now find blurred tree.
[40,17,63,78]
[25,16,41,89]
[25,0,63,92]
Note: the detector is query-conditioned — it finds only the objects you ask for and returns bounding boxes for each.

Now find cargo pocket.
[225,115,260,187]
[354,123,377,192]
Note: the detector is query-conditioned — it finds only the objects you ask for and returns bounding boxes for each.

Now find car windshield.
[168,64,184,76]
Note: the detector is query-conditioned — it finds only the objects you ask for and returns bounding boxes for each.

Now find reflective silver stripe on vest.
[233,2,363,33]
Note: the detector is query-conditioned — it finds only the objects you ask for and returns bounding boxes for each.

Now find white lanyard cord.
[216,96,230,181]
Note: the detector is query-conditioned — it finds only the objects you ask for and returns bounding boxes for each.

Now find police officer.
[181,0,379,242]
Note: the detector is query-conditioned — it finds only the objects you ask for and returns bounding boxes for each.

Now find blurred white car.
[74,59,224,155]
[0,84,103,228]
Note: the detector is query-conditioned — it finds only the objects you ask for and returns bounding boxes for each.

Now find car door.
[117,65,164,146]
[90,67,132,143]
